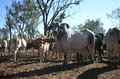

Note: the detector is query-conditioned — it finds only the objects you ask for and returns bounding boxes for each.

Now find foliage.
[0,27,9,40]
[37,0,82,36]
[107,7,120,28]
[5,0,41,39]
[71,19,106,34]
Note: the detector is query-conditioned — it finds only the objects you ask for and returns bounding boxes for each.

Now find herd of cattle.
[0,22,120,66]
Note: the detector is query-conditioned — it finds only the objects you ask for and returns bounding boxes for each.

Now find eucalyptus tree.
[72,19,106,34]
[0,27,9,40]
[37,0,82,36]
[5,6,14,46]
[107,7,120,28]
[6,0,41,39]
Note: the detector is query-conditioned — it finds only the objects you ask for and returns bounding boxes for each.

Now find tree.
[5,6,14,47]
[107,7,120,28]
[72,19,106,34]
[6,0,41,39]
[23,0,42,39]
[71,24,82,30]
[37,0,81,36]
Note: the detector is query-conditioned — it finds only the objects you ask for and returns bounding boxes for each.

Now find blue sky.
[0,0,120,34]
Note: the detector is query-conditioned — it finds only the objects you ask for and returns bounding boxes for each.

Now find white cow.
[105,27,120,63]
[0,40,7,56]
[10,37,27,61]
[52,23,95,65]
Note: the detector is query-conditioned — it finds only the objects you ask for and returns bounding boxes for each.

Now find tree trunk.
[7,17,12,54]
[44,23,47,36]
[9,24,12,54]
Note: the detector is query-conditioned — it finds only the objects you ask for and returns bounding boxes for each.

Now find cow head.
[57,23,69,40]
[48,21,60,37]
[110,27,120,44]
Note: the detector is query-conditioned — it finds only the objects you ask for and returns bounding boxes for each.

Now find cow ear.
[65,23,69,28]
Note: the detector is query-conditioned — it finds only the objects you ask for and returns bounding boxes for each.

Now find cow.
[10,37,27,61]
[47,21,60,37]
[0,40,7,56]
[105,27,120,64]
[27,37,42,50]
[52,23,95,65]
[94,33,104,62]
[26,37,56,62]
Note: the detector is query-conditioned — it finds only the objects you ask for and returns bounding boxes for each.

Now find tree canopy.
[37,0,82,36]
[71,19,106,34]
[107,7,120,28]
[5,0,42,39]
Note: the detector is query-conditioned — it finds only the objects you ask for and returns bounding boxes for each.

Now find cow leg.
[57,52,59,59]
[114,46,118,66]
[5,48,8,56]
[76,53,82,63]
[76,53,80,63]
[94,45,97,61]
[39,49,42,63]
[50,51,54,58]
[107,50,113,66]
[14,48,19,61]
[32,48,34,56]
[3,49,5,56]
[89,45,95,63]
[98,49,102,62]
[55,52,58,59]
[23,48,26,56]
[101,48,104,57]
[113,53,118,67]
[39,48,45,62]
[44,51,49,60]
[118,51,120,63]
[14,52,17,62]
[59,52,62,59]
[63,50,69,65]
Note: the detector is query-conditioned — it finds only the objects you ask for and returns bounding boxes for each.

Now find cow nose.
[118,40,120,44]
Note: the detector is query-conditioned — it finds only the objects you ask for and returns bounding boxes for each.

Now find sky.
[0,0,120,34]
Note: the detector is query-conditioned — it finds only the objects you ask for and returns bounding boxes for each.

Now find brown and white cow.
[26,37,56,62]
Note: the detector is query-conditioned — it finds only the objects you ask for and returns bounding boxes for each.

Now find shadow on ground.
[77,63,118,79]
[1,62,91,79]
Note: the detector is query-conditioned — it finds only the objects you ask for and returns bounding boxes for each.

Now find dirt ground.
[0,52,120,79]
